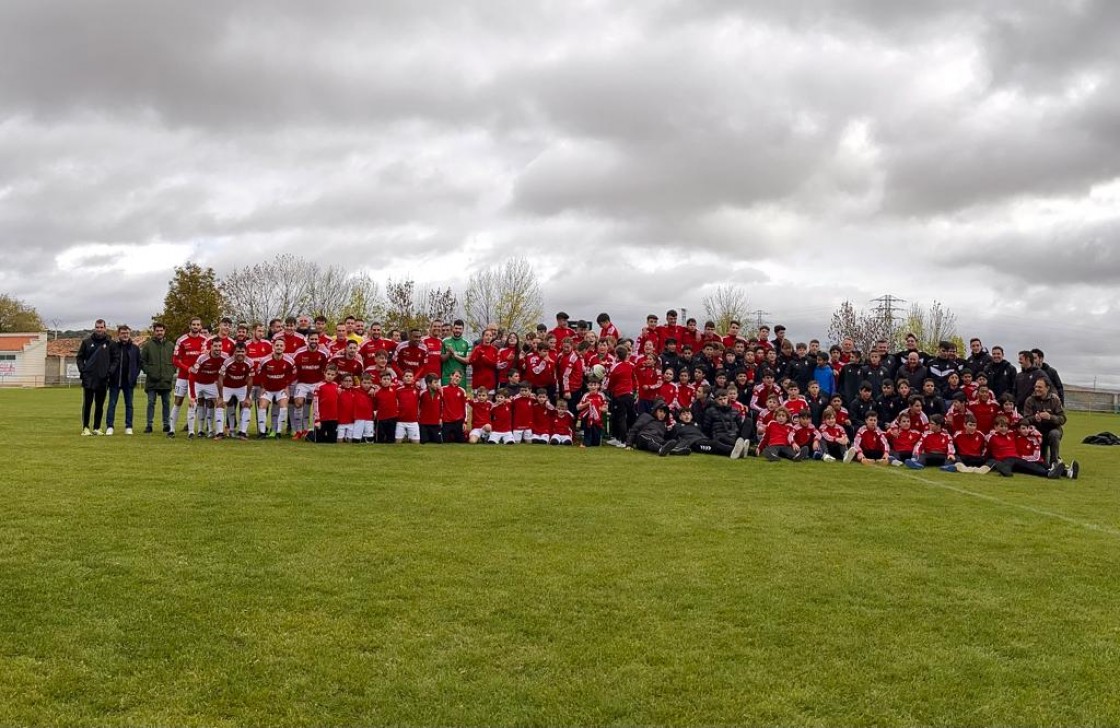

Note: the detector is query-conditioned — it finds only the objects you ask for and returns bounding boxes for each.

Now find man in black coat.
[983,346,1017,401]
[1015,350,1052,411]
[106,324,142,435]
[1031,349,1065,404]
[76,319,112,435]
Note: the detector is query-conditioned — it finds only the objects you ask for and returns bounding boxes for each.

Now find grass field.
[2,388,1119,726]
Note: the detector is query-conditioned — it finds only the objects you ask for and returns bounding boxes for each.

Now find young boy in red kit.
[394,370,421,444]
[577,378,609,447]
[418,373,444,444]
[373,371,398,444]
[844,411,891,465]
[905,415,957,471]
[550,399,576,445]
[488,389,515,444]
[353,373,375,443]
[531,389,554,444]
[953,415,989,472]
[792,410,821,460]
[511,381,535,444]
[310,365,340,443]
[818,407,850,462]
[761,408,802,462]
[441,370,468,444]
[887,411,922,466]
[468,387,493,444]
[337,373,357,443]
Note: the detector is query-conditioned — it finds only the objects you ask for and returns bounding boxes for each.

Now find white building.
[0,332,49,387]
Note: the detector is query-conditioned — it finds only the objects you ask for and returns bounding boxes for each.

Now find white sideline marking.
[893,471,1120,538]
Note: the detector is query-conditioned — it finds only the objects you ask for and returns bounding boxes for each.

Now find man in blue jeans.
[140,322,176,434]
[106,324,142,435]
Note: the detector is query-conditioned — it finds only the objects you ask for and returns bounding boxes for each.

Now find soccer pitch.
[2,388,1119,726]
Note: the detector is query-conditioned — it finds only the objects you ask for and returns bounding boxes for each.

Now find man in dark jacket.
[927,341,963,393]
[964,338,992,377]
[984,346,1017,401]
[106,324,141,435]
[625,399,671,453]
[1014,350,1052,410]
[77,319,112,435]
[1031,349,1065,404]
[140,322,176,433]
[898,352,929,392]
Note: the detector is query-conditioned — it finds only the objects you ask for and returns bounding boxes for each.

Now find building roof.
[0,335,38,352]
[47,335,151,357]
[47,338,82,357]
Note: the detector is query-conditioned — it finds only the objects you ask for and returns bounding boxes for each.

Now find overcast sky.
[2,1,1118,385]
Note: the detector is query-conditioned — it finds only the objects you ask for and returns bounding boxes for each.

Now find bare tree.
[220,254,311,324]
[346,273,385,323]
[425,286,459,324]
[463,257,543,337]
[304,263,352,322]
[702,285,750,334]
[905,301,961,353]
[384,278,426,332]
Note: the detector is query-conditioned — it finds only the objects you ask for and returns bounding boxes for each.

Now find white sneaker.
[93,429,104,436]
[890,458,903,467]
[842,447,857,464]
[977,465,992,475]
[125,428,133,435]
[955,462,969,473]
[81,428,92,436]
[822,453,836,462]
[730,437,746,460]
[105,427,114,436]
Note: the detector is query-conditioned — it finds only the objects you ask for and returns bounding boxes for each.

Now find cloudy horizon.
[2,1,1119,386]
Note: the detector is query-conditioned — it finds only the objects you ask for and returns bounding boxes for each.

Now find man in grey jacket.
[1023,378,1067,466]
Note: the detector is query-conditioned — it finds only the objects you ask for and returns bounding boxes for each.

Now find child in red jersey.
[792,410,821,460]
[511,381,536,444]
[530,388,553,444]
[844,411,891,465]
[943,394,970,435]
[353,373,376,443]
[967,385,1000,434]
[999,395,1021,428]
[418,373,444,444]
[902,396,929,432]
[952,415,989,472]
[577,378,609,447]
[827,393,853,439]
[887,411,921,466]
[310,365,340,443]
[550,399,576,445]
[905,415,957,470]
[985,416,1077,478]
[488,388,515,444]
[440,370,468,444]
[782,382,810,420]
[818,407,850,462]
[468,387,493,444]
[373,371,399,444]
[336,373,357,443]
[657,368,678,410]
[394,370,422,444]
[761,408,800,461]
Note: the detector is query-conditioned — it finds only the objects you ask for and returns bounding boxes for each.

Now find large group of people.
[75,309,1080,479]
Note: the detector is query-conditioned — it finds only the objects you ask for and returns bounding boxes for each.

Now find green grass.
[2,388,1120,726]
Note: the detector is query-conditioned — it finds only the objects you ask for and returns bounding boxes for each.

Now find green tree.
[154,262,222,336]
[0,294,44,332]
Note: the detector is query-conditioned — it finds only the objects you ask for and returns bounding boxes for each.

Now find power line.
[747,309,770,330]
